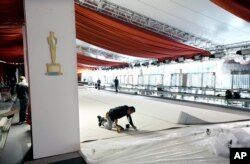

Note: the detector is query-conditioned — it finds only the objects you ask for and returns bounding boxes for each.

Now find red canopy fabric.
[0,27,23,47]
[77,53,128,67]
[0,0,24,26]
[0,27,23,62]
[77,63,96,68]
[0,0,24,63]
[77,65,95,73]
[211,0,250,23]
[75,4,210,60]
[0,2,211,63]
[0,46,24,63]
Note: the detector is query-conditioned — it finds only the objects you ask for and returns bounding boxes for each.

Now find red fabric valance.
[0,46,24,63]
[77,63,96,68]
[77,66,95,73]
[77,53,128,67]
[0,27,23,62]
[0,0,24,26]
[211,0,250,22]
[75,4,210,60]
[0,0,24,63]
[0,27,23,47]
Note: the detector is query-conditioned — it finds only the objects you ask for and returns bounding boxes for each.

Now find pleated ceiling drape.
[0,0,24,62]
[75,4,210,60]
[0,2,211,64]
[0,27,23,62]
[77,53,128,67]
[0,0,24,26]
[211,0,250,22]
[77,64,95,73]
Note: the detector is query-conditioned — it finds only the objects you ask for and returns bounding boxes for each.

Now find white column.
[22,26,29,80]
[24,0,80,159]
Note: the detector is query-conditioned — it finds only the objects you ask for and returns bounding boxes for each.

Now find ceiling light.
[236,49,250,55]
[151,61,159,65]
[134,63,140,67]
[141,62,149,66]
[210,52,225,58]
[176,57,185,63]
[163,59,171,64]
[193,55,202,60]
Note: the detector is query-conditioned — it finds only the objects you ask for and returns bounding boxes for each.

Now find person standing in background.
[10,77,16,95]
[114,77,119,93]
[16,76,29,124]
[97,78,101,90]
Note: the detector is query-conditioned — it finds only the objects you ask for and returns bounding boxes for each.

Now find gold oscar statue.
[46,31,62,75]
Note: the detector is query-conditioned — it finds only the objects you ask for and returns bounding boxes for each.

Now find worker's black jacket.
[16,82,29,99]
[108,105,134,126]
[114,79,119,86]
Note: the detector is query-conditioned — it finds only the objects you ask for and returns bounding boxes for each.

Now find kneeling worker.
[98,105,137,132]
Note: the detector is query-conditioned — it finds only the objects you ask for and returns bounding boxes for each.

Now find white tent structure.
[76,1,250,163]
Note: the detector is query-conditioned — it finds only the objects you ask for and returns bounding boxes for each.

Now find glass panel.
[143,75,149,85]
[233,74,250,89]
[202,72,215,88]
[171,73,182,86]
[128,75,133,84]
[149,75,156,85]
[138,75,143,85]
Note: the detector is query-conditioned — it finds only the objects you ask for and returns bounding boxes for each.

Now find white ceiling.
[107,0,250,45]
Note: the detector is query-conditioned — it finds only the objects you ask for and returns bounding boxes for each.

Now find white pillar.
[24,0,80,159]
[22,26,29,80]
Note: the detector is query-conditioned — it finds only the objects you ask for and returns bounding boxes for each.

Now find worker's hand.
[132,125,137,131]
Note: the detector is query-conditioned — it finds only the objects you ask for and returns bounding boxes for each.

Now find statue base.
[46,63,63,75]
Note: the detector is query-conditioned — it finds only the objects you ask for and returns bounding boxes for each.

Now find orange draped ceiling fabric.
[75,4,210,60]
[77,65,95,73]
[211,0,250,23]
[77,53,128,67]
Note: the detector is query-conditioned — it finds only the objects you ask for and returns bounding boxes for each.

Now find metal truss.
[77,43,151,63]
[76,0,218,50]
[210,41,250,54]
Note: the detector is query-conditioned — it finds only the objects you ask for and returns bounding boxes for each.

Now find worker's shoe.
[116,124,124,133]
[97,115,106,126]
[117,127,121,133]
[97,116,102,126]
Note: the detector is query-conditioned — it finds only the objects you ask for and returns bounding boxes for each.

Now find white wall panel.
[24,0,80,159]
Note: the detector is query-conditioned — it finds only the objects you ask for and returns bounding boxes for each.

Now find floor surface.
[79,87,250,142]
